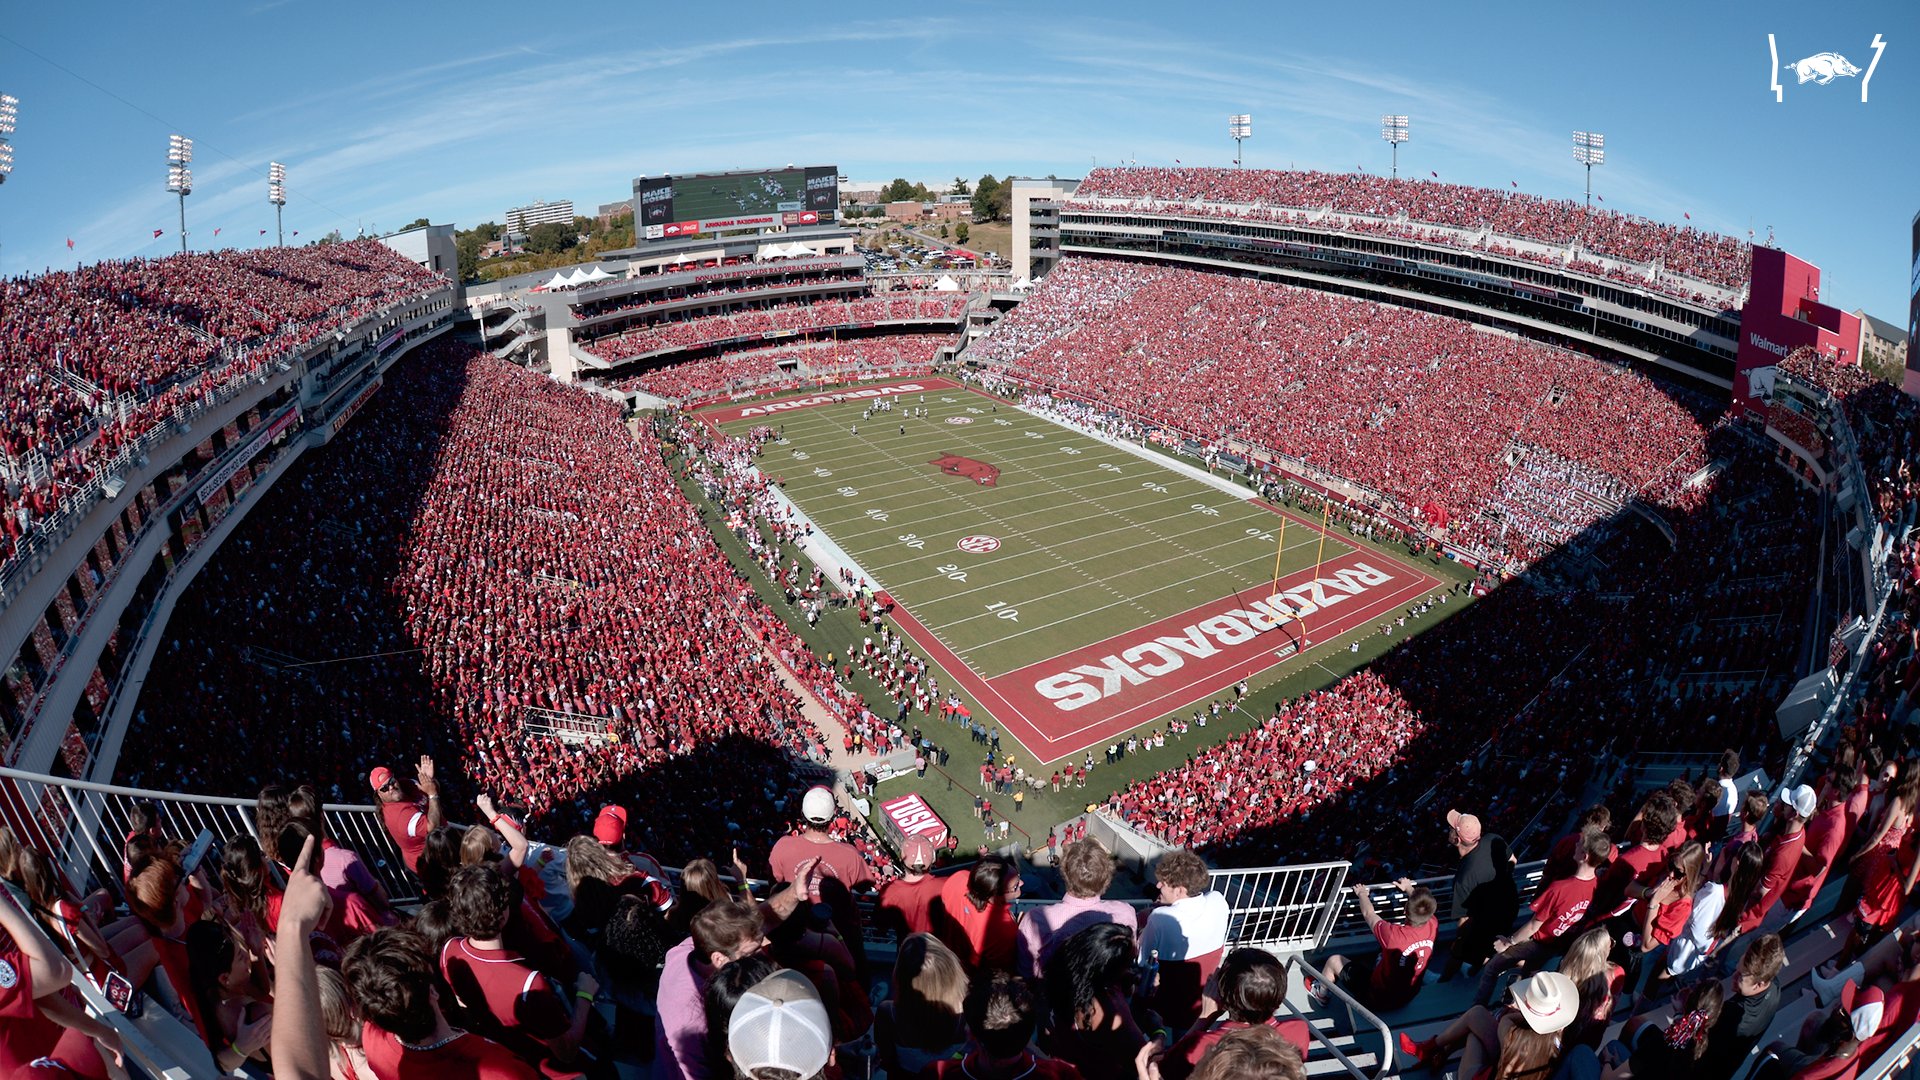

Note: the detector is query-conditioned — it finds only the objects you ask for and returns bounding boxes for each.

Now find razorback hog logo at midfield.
[929,453,999,486]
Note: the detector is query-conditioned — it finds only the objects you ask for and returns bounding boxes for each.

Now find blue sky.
[0,1,1912,320]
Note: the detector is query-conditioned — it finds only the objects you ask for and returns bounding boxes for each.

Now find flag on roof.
[1511,180,1518,187]
[213,227,221,236]
[65,238,73,250]
[1430,171,1438,178]
[152,229,163,238]
[1683,212,1690,220]
[259,229,267,235]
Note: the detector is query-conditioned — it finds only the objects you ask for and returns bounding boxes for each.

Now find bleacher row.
[610,334,951,404]
[582,294,972,365]
[1068,167,1751,305]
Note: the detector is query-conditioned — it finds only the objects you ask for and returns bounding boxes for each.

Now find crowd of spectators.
[582,294,969,364]
[1068,166,1752,298]
[121,339,847,863]
[971,258,1714,567]
[610,334,948,403]
[0,241,444,567]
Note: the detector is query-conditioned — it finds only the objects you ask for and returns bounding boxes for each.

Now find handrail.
[1859,1025,1920,1080]
[1283,956,1390,1079]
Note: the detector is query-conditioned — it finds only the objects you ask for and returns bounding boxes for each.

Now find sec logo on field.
[946,417,974,425]
[957,535,1002,554]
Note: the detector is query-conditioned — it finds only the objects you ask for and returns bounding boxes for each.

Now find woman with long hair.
[218,833,281,960]
[877,933,969,1075]
[1401,970,1578,1079]
[16,845,155,990]
[287,784,394,930]
[1628,841,1706,1000]
[1620,979,1724,1072]
[1040,921,1148,1080]
[564,834,672,950]
[316,965,372,1080]
[184,920,273,1073]
[1555,927,1617,1051]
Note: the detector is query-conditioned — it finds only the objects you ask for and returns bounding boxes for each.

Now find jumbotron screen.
[634,166,838,240]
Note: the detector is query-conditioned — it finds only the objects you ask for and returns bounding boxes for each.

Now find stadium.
[0,26,1917,1080]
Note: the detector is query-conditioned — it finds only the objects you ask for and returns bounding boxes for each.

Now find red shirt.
[769,834,876,888]
[1,929,62,1074]
[1528,875,1596,943]
[1782,804,1848,911]
[379,797,434,872]
[1593,843,1665,921]
[935,871,1017,971]
[1369,918,1435,1010]
[877,874,944,941]
[1160,1016,1311,1080]
[360,1022,542,1080]
[1648,890,1693,946]
[1739,828,1806,932]
[439,938,570,1065]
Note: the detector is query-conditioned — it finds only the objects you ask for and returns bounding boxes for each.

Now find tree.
[938,224,950,238]
[400,217,431,231]
[954,221,970,244]
[882,177,917,203]
[971,175,1003,221]
[951,176,970,195]
[525,221,575,255]
[455,230,486,282]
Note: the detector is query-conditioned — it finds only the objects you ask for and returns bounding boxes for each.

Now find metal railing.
[1212,860,1353,953]
[0,764,421,908]
[1284,956,1390,1079]
[1861,1027,1920,1080]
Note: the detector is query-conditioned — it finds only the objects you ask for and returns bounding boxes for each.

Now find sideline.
[1013,402,1256,502]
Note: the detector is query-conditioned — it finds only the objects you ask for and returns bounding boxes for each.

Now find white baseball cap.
[1776,784,1817,820]
[801,785,835,824]
[728,969,832,1079]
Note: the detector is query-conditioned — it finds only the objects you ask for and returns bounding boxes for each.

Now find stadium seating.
[971,257,1713,568]
[0,241,444,568]
[611,334,949,403]
[581,294,970,363]
[1069,166,1751,303]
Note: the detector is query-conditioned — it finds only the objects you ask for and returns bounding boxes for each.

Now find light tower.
[1572,130,1605,210]
[1229,114,1251,168]
[268,162,287,247]
[0,94,17,188]
[1380,114,1408,178]
[166,135,193,253]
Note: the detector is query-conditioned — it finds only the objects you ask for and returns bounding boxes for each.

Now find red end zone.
[888,545,1441,763]
[697,377,963,425]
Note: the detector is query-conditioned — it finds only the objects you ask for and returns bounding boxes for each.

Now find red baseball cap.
[368,767,394,790]
[593,804,627,846]
[901,837,936,869]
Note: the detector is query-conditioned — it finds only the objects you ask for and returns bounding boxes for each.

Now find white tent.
[1013,277,1033,291]
[561,268,589,287]
[787,243,816,257]
[582,266,613,282]
[932,275,961,292]
[540,272,572,290]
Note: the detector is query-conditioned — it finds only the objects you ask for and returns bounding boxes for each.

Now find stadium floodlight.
[166,134,194,253]
[1229,114,1252,168]
[1573,130,1605,209]
[0,94,17,188]
[269,161,287,247]
[1381,114,1409,178]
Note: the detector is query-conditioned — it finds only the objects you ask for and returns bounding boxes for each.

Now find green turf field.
[689,379,1480,850]
[717,386,1352,679]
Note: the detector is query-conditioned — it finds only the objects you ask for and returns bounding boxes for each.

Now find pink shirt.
[1015,894,1139,976]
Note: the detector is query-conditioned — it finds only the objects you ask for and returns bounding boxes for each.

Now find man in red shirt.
[1475,827,1610,1006]
[875,837,942,943]
[1780,778,1851,925]
[1160,948,1310,1080]
[1738,785,1815,936]
[1313,879,1436,1013]
[372,756,443,873]
[769,786,874,970]
[439,866,600,1075]
[1588,793,1680,928]
[345,927,540,1080]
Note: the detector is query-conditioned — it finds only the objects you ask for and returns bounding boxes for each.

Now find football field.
[702,379,1442,764]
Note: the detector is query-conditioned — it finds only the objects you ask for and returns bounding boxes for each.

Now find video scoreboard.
[634,166,839,240]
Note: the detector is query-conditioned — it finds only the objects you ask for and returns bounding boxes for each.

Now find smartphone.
[104,970,142,1018]
[179,829,216,878]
